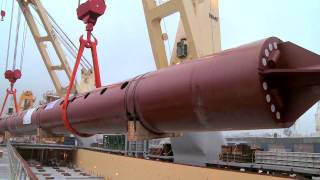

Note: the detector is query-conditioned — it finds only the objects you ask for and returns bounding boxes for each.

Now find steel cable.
[12,8,22,70]
[5,0,14,71]
[45,10,92,69]
[31,10,89,70]
[52,24,91,70]
[19,21,28,71]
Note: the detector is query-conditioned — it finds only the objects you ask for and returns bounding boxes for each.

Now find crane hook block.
[4,70,22,84]
[1,10,5,21]
[77,0,106,27]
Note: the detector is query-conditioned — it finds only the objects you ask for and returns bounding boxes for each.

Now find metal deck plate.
[31,166,104,180]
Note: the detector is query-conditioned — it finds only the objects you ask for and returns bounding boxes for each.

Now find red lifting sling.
[61,0,106,137]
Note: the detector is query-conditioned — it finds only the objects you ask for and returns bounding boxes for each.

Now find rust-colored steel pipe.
[1,37,320,136]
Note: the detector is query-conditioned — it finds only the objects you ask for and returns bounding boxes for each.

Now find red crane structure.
[1,0,27,117]
[0,70,21,116]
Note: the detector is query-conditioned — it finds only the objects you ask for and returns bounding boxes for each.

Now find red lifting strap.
[61,36,101,137]
[61,0,105,137]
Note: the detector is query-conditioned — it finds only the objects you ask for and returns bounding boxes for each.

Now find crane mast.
[143,0,221,69]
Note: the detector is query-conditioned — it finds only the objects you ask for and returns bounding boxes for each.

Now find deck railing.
[7,143,38,180]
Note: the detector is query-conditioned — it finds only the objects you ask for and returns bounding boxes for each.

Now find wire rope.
[12,8,22,70]
[5,0,15,70]
[19,21,28,71]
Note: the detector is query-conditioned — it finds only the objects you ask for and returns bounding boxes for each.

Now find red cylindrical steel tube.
[1,37,320,136]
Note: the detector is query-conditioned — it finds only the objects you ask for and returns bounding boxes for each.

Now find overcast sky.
[0,0,319,135]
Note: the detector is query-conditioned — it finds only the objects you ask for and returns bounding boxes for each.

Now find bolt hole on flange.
[260,41,279,68]
[260,39,283,121]
[261,77,282,121]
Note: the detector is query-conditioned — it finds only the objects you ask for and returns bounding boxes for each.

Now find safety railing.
[7,143,38,180]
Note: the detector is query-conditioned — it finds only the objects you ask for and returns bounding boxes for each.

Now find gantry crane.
[18,91,35,111]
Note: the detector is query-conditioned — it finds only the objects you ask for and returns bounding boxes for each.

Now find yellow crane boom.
[17,0,95,97]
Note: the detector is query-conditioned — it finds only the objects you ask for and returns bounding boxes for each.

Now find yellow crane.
[18,91,35,111]
[143,0,221,69]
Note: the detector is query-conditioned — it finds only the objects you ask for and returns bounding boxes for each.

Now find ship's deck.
[9,143,104,180]
[0,146,10,180]
[31,166,104,180]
